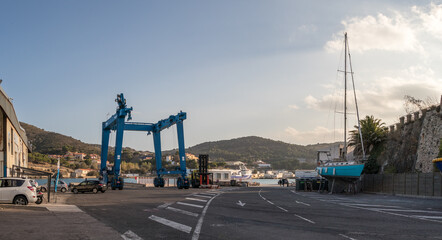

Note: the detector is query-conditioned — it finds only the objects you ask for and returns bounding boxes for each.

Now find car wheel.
[61,187,67,193]
[41,187,47,193]
[92,188,98,194]
[73,188,79,194]
[13,196,28,205]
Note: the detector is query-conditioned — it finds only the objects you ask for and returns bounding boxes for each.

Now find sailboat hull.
[316,164,364,178]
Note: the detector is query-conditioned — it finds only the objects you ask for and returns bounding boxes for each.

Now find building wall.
[3,117,28,177]
[0,110,3,177]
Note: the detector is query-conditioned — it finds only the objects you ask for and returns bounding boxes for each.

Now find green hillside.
[22,122,335,170]
[183,136,324,169]
[21,122,102,154]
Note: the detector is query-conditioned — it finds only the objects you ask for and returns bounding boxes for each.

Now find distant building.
[226,161,245,166]
[185,153,198,160]
[73,168,94,178]
[89,154,100,160]
[0,85,30,177]
[74,153,86,161]
[64,151,87,161]
[257,163,271,168]
[165,155,173,162]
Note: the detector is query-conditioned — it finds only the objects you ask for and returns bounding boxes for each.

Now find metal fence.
[362,173,442,197]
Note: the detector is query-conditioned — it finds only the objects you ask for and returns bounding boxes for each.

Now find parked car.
[71,180,107,194]
[0,177,37,205]
[40,179,69,193]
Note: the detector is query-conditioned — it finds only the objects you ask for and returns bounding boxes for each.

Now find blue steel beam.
[100,126,110,178]
[153,132,162,178]
[124,122,154,132]
[113,116,126,178]
[176,121,187,174]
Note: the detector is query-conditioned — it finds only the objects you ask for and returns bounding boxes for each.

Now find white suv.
[0,178,37,205]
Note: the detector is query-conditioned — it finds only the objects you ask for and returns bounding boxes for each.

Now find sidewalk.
[0,200,123,240]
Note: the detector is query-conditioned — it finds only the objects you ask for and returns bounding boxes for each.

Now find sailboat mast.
[344,32,348,161]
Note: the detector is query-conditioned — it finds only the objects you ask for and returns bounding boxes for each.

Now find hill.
[22,122,336,170]
[181,136,332,169]
[20,122,102,154]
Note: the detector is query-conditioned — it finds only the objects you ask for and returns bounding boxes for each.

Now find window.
[216,173,221,180]
[224,173,229,180]
[80,182,87,186]
[1,179,23,187]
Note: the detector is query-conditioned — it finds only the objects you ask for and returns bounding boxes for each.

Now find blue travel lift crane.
[100,93,190,190]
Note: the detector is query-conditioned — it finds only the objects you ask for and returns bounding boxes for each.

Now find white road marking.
[340,203,442,224]
[202,192,217,195]
[192,193,220,240]
[121,230,143,240]
[294,214,315,224]
[157,202,173,209]
[345,203,403,209]
[166,206,199,217]
[413,215,442,219]
[276,206,288,212]
[237,200,246,207]
[259,189,289,212]
[46,205,83,212]
[339,233,357,240]
[186,197,208,203]
[148,215,192,234]
[177,202,204,208]
[296,201,311,206]
[193,194,213,199]
[365,208,442,213]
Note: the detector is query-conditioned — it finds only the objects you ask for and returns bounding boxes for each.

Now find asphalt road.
[65,184,442,240]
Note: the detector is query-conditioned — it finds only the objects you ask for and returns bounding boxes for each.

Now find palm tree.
[348,115,387,156]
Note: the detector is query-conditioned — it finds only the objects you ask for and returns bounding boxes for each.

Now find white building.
[209,169,232,182]
[0,85,30,177]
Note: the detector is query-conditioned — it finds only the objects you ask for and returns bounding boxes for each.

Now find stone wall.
[416,106,442,172]
[378,96,442,173]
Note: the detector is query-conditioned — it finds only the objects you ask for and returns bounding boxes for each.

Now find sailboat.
[316,32,365,179]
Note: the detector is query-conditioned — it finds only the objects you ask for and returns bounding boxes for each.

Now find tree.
[349,115,387,156]
[349,115,387,174]
[84,159,92,166]
[403,95,437,114]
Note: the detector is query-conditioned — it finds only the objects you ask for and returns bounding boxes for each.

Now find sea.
[35,178,292,186]
[35,178,137,186]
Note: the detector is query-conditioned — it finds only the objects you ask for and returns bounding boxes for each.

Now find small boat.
[231,164,252,180]
[316,33,366,180]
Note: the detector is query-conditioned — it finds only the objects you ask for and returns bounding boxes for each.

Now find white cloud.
[284,126,344,144]
[317,3,442,126]
[304,65,442,124]
[325,13,421,53]
[413,3,442,40]
[288,104,299,110]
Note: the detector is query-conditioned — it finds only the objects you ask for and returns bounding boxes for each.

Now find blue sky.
[1,1,441,151]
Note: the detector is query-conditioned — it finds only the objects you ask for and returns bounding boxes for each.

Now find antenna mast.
[344,32,348,161]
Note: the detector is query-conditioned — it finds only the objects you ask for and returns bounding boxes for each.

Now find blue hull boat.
[316,163,365,178]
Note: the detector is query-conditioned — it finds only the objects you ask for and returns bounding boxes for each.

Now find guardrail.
[362,173,442,197]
